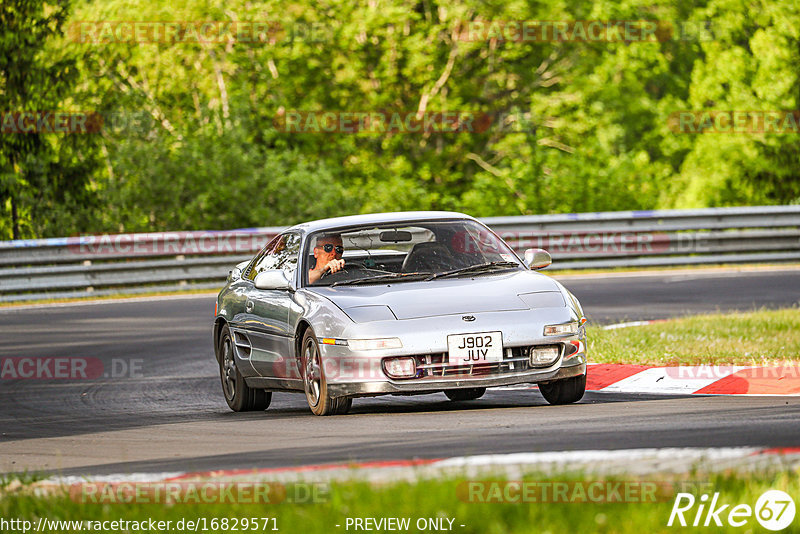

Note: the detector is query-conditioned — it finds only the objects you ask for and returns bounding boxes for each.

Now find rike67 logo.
[668,490,796,531]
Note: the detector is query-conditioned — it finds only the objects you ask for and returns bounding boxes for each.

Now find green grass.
[589,308,800,366]
[2,471,798,534]
[546,262,800,276]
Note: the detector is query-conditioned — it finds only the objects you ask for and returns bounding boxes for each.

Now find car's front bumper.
[326,355,586,397]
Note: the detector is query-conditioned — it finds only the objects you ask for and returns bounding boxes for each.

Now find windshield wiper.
[330,272,430,287]
[424,261,520,281]
[328,261,520,286]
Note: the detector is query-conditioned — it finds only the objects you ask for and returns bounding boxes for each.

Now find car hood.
[309,270,564,320]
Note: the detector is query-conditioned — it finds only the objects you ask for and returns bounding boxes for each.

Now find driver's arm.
[308,267,324,284]
[308,258,345,284]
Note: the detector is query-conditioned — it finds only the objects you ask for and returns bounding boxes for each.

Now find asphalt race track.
[1,268,799,476]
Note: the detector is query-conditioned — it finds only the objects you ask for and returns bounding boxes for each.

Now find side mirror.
[523,248,552,270]
[254,270,292,290]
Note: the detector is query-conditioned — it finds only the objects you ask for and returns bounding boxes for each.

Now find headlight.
[543,322,578,336]
[348,338,403,351]
[383,357,417,379]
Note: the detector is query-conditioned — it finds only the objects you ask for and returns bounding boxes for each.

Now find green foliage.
[0,0,101,239]
[102,122,355,231]
[670,0,800,207]
[2,0,798,238]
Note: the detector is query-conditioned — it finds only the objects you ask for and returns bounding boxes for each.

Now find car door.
[240,232,301,379]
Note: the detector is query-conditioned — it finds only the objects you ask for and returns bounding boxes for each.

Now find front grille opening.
[409,343,564,379]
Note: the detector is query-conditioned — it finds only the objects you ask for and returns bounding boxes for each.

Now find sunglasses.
[319,243,344,254]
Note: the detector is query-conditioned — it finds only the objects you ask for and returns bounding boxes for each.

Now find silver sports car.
[213,211,587,415]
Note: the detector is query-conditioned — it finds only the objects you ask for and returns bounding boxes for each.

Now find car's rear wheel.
[444,388,486,401]
[538,374,586,405]
[301,328,351,416]
[218,324,271,412]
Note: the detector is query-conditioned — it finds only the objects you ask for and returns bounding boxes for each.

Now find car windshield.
[305,219,522,287]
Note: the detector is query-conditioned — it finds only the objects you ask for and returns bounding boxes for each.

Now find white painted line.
[435,447,763,469]
[601,320,658,330]
[42,472,187,485]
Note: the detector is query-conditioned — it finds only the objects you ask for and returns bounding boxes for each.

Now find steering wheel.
[318,266,342,281]
[317,261,367,281]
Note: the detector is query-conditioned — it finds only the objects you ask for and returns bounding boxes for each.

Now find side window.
[246,233,301,282]
[243,236,279,281]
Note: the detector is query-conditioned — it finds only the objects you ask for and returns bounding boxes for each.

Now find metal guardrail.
[1,206,798,302]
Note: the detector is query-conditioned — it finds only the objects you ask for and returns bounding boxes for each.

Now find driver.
[308,233,345,284]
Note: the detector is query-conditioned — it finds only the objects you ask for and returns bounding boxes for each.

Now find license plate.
[447,331,503,365]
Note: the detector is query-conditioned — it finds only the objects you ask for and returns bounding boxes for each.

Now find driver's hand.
[326,258,345,273]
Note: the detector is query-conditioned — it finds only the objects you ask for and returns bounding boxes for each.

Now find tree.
[0,0,100,240]
[669,0,800,207]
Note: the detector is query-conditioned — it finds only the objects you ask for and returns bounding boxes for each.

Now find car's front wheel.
[444,388,486,401]
[218,325,271,412]
[538,374,586,405]
[301,328,351,416]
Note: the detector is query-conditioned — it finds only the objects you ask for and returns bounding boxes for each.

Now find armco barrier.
[0,206,798,302]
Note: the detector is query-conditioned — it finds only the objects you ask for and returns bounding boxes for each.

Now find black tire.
[444,387,486,401]
[218,324,271,412]
[334,397,353,415]
[301,328,350,416]
[539,374,586,405]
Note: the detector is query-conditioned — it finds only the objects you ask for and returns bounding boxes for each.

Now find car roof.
[286,211,477,234]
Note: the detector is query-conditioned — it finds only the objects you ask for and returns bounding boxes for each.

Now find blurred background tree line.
[1,0,798,239]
